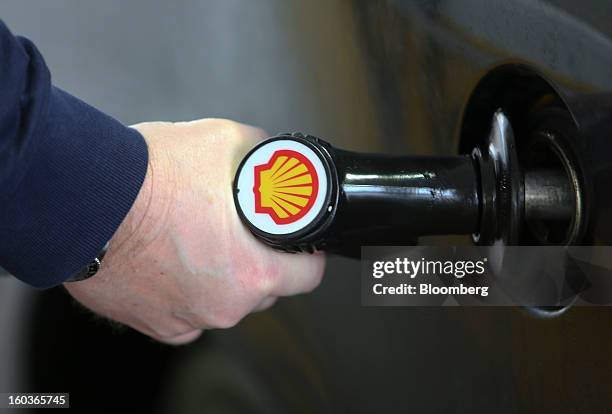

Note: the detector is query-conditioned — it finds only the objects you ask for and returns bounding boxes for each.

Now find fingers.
[270,251,326,297]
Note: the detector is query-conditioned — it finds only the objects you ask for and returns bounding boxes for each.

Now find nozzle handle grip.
[233,133,480,254]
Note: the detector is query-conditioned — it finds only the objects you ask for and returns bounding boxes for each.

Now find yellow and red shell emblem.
[253,149,319,225]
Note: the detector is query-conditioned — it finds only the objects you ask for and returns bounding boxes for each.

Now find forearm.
[0,21,148,288]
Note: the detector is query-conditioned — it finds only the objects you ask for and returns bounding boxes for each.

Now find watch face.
[234,138,329,235]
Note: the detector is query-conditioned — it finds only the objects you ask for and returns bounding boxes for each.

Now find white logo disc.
[235,139,328,235]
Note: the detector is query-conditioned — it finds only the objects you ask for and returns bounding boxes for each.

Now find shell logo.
[253,150,319,225]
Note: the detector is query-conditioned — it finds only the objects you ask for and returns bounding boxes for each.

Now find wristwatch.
[64,242,109,283]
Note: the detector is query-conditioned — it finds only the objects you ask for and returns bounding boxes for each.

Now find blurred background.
[2,0,612,412]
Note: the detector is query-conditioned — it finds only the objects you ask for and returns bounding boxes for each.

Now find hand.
[64,119,325,345]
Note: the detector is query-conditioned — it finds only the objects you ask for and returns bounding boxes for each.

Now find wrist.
[64,133,158,283]
[96,130,176,274]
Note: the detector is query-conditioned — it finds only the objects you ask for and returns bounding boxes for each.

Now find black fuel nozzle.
[233,111,575,254]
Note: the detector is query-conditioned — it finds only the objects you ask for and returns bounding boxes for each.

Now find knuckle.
[248,263,280,297]
[207,118,265,144]
[179,118,243,142]
[210,118,243,136]
[253,271,277,296]
[185,294,239,329]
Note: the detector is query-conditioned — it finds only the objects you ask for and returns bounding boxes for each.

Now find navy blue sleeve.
[0,21,148,288]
